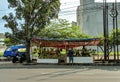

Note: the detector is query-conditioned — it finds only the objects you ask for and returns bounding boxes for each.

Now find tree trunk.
[26,39,31,63]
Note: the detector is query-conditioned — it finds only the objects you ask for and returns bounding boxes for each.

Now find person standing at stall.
[68,48,74,63]
[60,49,67,63]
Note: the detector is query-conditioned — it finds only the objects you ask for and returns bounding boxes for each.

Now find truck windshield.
[18,48,26,52]
[5,48,12,51]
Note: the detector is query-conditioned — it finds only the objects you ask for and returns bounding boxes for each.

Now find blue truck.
[3,45,26,57]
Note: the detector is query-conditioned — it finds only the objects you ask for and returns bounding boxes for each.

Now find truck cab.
[3,45,26,57]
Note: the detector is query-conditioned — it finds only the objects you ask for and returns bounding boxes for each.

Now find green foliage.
[4,32,23,46]
[39,19,88,38]
[0,52,3,57]
[2,0,61,61]
[97,28,120,46]
[3,0,61,45]
[109,28,120,45]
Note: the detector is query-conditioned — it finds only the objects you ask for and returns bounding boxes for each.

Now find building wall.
[0,33,6,51]
[77,0,120,36]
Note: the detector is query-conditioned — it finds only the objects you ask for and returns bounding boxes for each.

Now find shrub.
[0,52,3,57]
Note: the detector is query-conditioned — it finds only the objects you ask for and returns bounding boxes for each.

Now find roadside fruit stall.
[31,38,101,64]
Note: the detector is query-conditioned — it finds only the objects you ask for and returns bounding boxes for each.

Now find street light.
[109,0,118,63]
[115,0,119,62]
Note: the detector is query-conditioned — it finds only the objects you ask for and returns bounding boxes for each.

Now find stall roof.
[31,38,101,49]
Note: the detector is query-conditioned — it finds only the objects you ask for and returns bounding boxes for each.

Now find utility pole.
[103,0,109,62]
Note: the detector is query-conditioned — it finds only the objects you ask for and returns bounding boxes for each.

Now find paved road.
[0,62,120,82]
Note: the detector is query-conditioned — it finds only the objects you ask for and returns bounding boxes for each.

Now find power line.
[1,1,120,18]
[61,1,79,6]
[60,2,104,14]
[0,2,93,12]
[61,2,95,10]
[0,8,14,11]
[60,3,120,15]
[59,5,102,15]
[61,2,120,12]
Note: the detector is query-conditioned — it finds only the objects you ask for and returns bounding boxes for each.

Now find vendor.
[81,46,87,56]
[59,49,67,63]
[81,46,90,57]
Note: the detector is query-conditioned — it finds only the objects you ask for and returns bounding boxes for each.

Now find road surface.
[0,63,120,82]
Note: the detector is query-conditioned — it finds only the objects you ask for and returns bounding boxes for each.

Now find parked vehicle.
[3,45,26,58]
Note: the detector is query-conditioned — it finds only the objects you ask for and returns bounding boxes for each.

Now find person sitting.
[81,46,87,57]
[20,53,26,63]
[12,49,19,63]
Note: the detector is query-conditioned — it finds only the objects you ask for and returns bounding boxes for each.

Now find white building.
[77,0,120,36]
[0,33,6,51]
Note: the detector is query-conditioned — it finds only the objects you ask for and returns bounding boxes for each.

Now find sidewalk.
[0,61,13,65]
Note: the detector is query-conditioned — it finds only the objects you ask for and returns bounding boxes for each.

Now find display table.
[67,57,93,63]
[37,59,58,63]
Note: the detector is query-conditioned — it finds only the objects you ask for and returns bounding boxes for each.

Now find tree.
[2,0,60,62]
[39,19,88,38]
[4,32,20,46]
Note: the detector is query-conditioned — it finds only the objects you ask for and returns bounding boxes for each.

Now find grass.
[0,52,3,57]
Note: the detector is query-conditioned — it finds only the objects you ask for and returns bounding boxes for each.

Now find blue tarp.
[32,38,101,42]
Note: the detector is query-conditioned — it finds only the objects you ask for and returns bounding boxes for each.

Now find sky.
[0,0,80,33]
[0,0,119,33]
[59,0,80,22]
[95,0,120,2]
[0,0,10,33]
